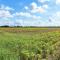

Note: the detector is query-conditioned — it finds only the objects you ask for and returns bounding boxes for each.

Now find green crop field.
[0,27,60,60]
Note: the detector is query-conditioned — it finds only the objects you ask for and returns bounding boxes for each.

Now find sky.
[0,0,60,26]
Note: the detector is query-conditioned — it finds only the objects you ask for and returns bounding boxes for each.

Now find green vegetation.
[0,27,60,60]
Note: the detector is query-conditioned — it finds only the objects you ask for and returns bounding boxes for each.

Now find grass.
[0,27,60,60]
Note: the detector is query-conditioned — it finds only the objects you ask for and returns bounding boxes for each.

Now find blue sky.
[0,0,60,26]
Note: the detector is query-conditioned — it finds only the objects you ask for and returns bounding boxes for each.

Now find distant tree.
[1,25,10,27]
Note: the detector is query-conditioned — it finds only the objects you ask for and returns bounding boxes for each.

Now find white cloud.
[0,17,15,26]
[0,4,14,11]
[0,10,13,18]
[25,6,29,10]
[5,6,14,11]
[42,4,48,9]
[38,0,50,3]
[32,15,41,20]
[38,0,45,3]
[31,2,37,10]
[0,5,14,18]
[0,5,15,26]
[30,2,48,13]
[14,12,32,17]
[14,11,41,20]
[52,12,60,21]
[31,2,48,13]
[48,11,60,26]
[56,0,60,5]
[37,7,45,13]
[31,6,45,13]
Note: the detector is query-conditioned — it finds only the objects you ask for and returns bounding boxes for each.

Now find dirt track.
[0,28,60,33]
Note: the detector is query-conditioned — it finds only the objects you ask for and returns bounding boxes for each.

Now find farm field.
[0,27,60,60]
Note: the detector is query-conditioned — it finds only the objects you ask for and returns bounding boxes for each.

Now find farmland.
[0,27,60,60]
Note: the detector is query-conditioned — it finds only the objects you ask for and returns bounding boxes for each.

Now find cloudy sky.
[0,0,60,26]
